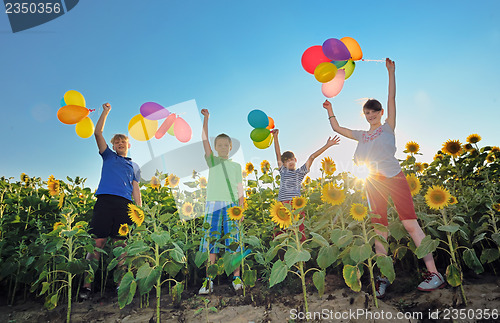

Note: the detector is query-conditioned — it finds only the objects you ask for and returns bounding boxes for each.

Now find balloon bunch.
[128,102,192,143]
[57,90,95,138]
[247,110,275,149]
[301,37,363,98]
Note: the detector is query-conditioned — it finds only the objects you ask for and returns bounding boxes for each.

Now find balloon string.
[361,59,385,62]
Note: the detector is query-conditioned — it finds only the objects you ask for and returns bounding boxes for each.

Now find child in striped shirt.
[271,129,340,240]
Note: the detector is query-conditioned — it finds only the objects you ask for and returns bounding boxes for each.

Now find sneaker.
[375,276,390,299]
[79,287,92,300]
[198,279,213,295]
[417,272,446,291]
[232,276,242,291]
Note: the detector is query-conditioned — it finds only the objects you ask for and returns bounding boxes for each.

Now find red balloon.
[301,45,331,74]
[155,113,176,139]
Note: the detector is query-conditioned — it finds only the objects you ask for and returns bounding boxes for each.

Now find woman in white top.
[323,58,445,298]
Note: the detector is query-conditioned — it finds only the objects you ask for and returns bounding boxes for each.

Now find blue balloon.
[60,97,66,107]
[332,60,348,68]
[247,109,269,128]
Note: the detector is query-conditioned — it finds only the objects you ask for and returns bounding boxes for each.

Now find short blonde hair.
[111,134,129,144]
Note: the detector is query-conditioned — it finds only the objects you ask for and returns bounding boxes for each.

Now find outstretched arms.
[323,100,355,140]
[201,109,213,157]
[305,136,341,170]
[272,129,283,168]
[94,103,111,154]
[385,58,396,130]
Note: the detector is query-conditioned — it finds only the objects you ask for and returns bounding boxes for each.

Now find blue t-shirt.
[278,164,309,201]
[95,147,141,201]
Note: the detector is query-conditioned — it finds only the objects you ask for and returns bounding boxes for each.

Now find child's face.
[112,138,130,156]
[215,138,232,157]
[284,158,297,170]
[363,108,383,126]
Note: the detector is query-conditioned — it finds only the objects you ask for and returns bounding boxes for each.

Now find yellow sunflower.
[118,223,129,236]
[491,146,500,153]
[423,163,429,169]
[442,139,463,158]
[20,173,29,183]
[270,201,293,229]
[53,222,65,231]
[405,141,420,154]
[228,206,244,221]
[242,170,248,178]
[486,153,496,163]
[350,203,368,222]
[246,188,252,196]
[199,177,207,188]
[304,176,312,185]
[463,143,475,153]
[406,173,421,196]
[448,196,458,205]
[261,160,271,173]
[47,177,60,196]
[150,176,161,190]
[414,162,424,173]
[167,174,180,188]
[181,202,194,218]
[128,204,145,226]
[321,157,336,176]
[466,134,481,144]
[321,183,345,206]
[291,196,307,210]
[245,162,255,174]
[493,203,500,212]
[433,153,444,161]
[425,185,451,210]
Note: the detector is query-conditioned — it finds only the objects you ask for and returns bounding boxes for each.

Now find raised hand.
[271,129,279,137]
[201,109,209,118]
[323,100,332,110]
[386,58,395,73]
[103,103,111,111]
[326,135,341,147]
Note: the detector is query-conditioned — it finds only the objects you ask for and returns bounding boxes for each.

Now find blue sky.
[1,0,499,189]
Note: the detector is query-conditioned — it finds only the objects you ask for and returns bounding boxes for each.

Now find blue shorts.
[199,201,240,253]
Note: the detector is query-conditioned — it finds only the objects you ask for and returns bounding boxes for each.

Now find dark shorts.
[89,194,133,239]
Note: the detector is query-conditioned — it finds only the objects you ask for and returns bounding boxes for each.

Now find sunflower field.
[0,135,499,322]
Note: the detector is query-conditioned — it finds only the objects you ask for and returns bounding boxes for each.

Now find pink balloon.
[174,117,192,143]
[322,38,351,61]
[155,113,177,139]
[140,102,170,120]
[321,69,345,98]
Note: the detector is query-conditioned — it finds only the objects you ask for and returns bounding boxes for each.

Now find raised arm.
[201,109,213,157]
[272,129,283,168]
[305,136,341,170]
[94,103,111,154]
[323,100,355,140]
[385,58,396,130]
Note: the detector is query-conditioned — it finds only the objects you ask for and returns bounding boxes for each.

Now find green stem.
[362,222,378,308]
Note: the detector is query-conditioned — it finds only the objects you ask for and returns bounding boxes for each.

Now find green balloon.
[167,124,175,136]
[340,60,355,79]
[250,128,270,142]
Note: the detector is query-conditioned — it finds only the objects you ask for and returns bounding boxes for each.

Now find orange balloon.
[340,37,363,61]
[57,105,89,124]
[266,117,275,130]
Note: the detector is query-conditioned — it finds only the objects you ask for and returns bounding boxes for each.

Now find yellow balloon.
[128,114,158,141]
[75,117,94,138]
[64,90,86,107]
[253,134,273,149]
[314,62,337,83]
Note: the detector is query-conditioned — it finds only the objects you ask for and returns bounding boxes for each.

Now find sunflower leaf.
[342,265,361,292]
[480,248,500,264]
[284,249,311,268]
[317,245,339,269]
[376,255,395,283]
[269,260,288,288]
[463,248,484,274]
[437,224,460,233]
[310,232,329,247]
[312,270,326,297]
[415,236,439,259]
[151,232,171,247]
[445,263,462,287]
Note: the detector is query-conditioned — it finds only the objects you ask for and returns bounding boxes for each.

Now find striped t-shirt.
[278,164,309,201]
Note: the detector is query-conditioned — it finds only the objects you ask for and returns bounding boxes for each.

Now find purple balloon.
[322,38,351,61]
[140,102,170,120]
